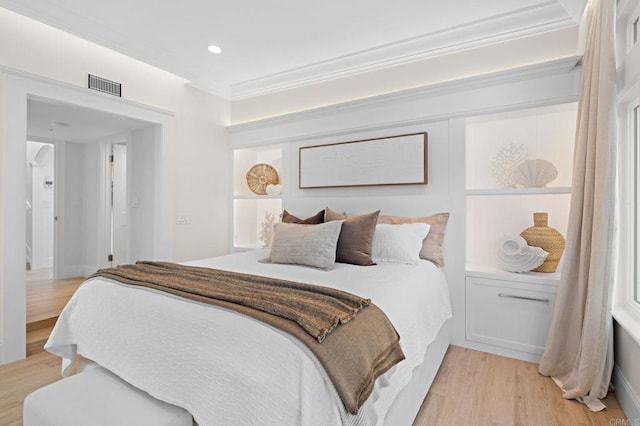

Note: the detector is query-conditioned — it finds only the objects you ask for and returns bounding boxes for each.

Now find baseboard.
[61,264,94,278]
[613,364,640,422]
[455,339,542,364]
[81,265,97,278]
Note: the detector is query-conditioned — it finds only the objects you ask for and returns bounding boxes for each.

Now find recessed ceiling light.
[207,45,222,54]
[49,121,71,131]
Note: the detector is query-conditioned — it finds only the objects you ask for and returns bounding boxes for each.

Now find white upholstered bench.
[23,365,192,426]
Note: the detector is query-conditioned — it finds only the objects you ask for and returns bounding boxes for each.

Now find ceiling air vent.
[88,74,122,97]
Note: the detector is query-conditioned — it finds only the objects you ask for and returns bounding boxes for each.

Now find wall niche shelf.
[232,144,285,250]
[464,101,577,362]
[466,264,560,286]
[466,187,572,196]
[233,194,283,200]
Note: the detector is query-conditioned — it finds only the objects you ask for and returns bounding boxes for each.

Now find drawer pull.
[498,293,550,303]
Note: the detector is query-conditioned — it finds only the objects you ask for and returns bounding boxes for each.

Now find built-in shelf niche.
[232,143,283,250]
[233,144,283,197]
[465,102,577,191]
[466,193,571,270]
[233,198,282,250]
[465,102,577,273]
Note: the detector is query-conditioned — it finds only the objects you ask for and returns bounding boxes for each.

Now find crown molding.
[229,56,581,133]
[185,80,231,100]
[1,1,582,102]
[229,2,579,100]
[556,0,588,23]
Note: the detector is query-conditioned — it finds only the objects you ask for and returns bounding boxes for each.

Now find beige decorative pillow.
[377,212,450,267]
[325,207,380,266]
[281,209,325,224]
[263,221,344,270]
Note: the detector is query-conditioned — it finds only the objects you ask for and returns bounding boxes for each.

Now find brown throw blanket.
[90,261,405,414]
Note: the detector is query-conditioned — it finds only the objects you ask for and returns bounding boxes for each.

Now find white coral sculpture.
[491,142,529,188]
[258,211,277,247]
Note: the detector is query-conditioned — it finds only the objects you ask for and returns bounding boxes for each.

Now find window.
[634,105,640,303]
[614,0,640,343]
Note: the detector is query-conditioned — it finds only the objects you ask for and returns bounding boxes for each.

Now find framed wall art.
[299,132,428,189]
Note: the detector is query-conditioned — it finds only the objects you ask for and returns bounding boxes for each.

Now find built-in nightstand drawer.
[466,276,558,356]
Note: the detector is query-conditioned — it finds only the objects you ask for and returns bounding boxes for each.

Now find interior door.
[110,143,128,266]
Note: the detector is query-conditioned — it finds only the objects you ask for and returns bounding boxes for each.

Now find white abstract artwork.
[299,133,428,188]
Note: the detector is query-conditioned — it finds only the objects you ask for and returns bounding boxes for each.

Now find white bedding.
[45,249,452,426]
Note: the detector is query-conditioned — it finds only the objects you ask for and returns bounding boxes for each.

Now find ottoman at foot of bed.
[23,365,192,426]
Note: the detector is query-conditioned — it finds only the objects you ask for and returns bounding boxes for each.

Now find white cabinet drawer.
[466,276,557,355]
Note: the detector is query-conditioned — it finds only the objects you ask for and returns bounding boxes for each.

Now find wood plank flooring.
[0,344,629,425]
[0,352,77,426]
[26,269,84,324]
[415,346,628,425]
[26,268,84,356]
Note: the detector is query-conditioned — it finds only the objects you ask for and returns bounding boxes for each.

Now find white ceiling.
[27,97,152,143]
[1,0,586,100]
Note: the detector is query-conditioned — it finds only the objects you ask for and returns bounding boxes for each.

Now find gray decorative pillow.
[324,207,380,266]
[263,220,344,270]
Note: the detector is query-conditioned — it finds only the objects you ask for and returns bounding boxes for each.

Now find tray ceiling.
[0,0,586,100]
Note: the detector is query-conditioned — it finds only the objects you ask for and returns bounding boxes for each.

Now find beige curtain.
[538,0,617,412]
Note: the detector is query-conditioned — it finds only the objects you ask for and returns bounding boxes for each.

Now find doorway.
[1,70,175,364]
[23,106,143,356]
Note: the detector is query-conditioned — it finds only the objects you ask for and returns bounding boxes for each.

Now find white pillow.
[263,220,345,270]
[372,223,431,265]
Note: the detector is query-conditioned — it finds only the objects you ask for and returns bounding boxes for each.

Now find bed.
[45,225,452,425]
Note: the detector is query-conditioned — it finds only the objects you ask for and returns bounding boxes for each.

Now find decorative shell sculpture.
[511,159,558,188]
[246,163,279,195]
[265,184,282,195]
[497,236,549,273]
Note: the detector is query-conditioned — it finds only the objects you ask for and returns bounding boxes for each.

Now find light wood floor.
[26,268,84,324]
[25,268,84,356]
[0,345,628,426]
[415,346,628,425]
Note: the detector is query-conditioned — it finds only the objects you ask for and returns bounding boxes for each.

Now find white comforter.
[45,250,452,426]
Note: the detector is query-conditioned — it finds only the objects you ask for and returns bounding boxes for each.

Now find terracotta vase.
[520,212,565,273]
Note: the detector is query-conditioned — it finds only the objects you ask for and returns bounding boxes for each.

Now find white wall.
[0,7,229,364]
[129,126,156,262]
[62,142,85,274]
[0,6,230,262]
[82,142,100,273]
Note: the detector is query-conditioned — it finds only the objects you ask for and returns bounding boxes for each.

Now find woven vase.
[520,212,565,273]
